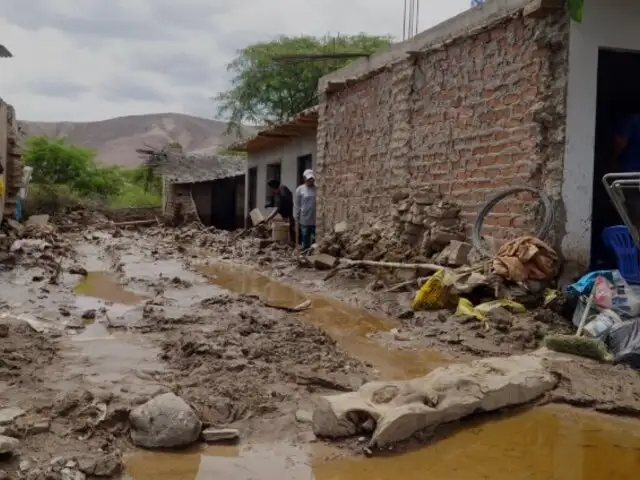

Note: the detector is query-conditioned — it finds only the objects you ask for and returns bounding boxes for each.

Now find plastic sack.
[565,270,614,297]
[455,298,526,321]
[412,268,457,311]
[604,318,640,369]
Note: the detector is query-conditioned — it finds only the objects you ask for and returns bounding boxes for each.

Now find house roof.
[229,106,318,153]
[137,148,245,184]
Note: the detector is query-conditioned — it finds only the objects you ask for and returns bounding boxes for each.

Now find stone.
[129,392,202,449]
[68,266,88,276]
[0,435,19,454]
[0,407,25,425]
[60,468,85,480]
[202,428,240,443]
[312,254,338,270]
[431,229,464,247]
[78,454,123,477]
[311,353,557,447]
[334,221,348,233]
[437,241,472,266]
[26,214,50,227]
[295,409,314,424]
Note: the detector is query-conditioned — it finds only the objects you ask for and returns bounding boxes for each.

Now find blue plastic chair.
[602,225,640,284]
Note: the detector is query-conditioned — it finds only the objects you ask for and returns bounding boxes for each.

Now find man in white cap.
[294,169,317,251]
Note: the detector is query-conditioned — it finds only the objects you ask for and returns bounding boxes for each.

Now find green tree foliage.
[216,34,392,131]
[23,136,162,209]
[568,0,584,22]
[23,136,123,198]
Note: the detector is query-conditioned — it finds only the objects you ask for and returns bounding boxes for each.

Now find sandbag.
[604,318,640,369]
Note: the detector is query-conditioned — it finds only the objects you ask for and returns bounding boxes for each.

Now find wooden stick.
[340,258,443,271]
[113,219,156,227]
[384,276,429,293]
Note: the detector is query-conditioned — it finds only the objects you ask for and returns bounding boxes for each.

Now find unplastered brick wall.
[317,10,568,243]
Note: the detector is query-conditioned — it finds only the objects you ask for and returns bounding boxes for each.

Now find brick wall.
[317,11,568,243]
[163,182,198,223]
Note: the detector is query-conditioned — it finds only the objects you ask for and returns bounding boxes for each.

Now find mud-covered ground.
[1,218,640,479]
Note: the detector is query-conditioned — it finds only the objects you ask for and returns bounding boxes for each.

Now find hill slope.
[21,113,253,167]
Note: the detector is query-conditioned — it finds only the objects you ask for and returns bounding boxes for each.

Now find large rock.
[129,393,202,449]
[312,353,557,448]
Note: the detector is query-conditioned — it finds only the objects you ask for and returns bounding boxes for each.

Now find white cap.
[303,169,315,180]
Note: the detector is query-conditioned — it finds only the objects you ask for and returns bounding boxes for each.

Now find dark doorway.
[210,177,237,230]
[591,49,640,269]
[248,167,257,210]
[297,154,313,186]
[266,163,281,202]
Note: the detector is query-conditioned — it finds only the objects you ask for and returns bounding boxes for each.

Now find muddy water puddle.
[125,405,640,479]
[198,264,446,379]
[75,271,147,305]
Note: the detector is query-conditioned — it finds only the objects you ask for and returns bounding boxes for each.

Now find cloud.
[0,0,469,122]
[98,78,172,103]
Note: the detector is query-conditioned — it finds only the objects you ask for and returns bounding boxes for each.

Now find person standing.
[265,179,295,244]
[295,169,317,251]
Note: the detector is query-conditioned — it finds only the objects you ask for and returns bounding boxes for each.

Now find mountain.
[20,113,254,167]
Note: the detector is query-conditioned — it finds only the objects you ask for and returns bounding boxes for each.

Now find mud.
[0,220,640,479]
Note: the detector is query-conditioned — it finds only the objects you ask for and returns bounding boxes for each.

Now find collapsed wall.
[315,6,569,247]
[0,97,25,221]
[318,187,465,263]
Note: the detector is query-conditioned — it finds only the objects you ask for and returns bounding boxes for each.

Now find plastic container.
[271,222,289,243]
[602,225,640,284]
[584,309,622,339]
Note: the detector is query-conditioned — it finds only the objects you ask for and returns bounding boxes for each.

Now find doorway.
[248,167,257,210]
[591,48,640,268]
[210,177,237,230]
[297,154,313,186]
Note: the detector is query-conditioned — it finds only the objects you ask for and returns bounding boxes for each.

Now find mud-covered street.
[1,216,640,479]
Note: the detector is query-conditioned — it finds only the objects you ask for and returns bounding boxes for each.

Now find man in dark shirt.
[265,179,295,244]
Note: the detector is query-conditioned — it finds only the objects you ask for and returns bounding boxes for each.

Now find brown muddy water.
[124,405,640,479]
[70,262,640,479]
[198,264,447,380]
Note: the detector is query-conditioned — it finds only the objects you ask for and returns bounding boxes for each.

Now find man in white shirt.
[294,169,317,251]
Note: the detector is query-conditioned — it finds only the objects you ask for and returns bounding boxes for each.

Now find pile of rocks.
[318,188,467,263]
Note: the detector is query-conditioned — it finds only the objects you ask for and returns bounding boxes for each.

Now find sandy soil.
[0,218,639,479]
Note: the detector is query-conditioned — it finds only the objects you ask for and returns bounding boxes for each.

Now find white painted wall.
[244,134,316,220]
[563,0,640,269]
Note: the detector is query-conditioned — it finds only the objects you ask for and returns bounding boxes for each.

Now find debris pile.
[318,188,466,264]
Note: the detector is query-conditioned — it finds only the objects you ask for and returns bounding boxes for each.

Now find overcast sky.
[0,0,469,122]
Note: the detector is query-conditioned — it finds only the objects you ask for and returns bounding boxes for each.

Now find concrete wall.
[245,134,316,215]
[317,10,569,240]
[562,0,640,269]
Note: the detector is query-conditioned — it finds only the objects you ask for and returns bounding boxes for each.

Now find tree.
[216,34,392,132]
[23,136,123,198]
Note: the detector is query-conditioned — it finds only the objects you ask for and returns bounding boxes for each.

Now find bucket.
[271,222,289,243]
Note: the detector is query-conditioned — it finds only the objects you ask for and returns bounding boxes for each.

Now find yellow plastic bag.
[455,298,527,321]
[412,268,457,311]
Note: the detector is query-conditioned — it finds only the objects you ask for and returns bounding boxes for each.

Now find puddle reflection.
[125,406,640,480]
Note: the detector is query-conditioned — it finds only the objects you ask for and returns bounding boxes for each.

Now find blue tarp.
[565,270,615,297]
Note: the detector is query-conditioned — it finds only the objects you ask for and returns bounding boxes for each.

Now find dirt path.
[1,223,640,479]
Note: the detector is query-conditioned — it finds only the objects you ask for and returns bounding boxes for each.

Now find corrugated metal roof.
[228,106,318,153]
[159,151,245,184]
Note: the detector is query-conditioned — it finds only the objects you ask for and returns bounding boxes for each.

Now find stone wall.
[163,182,198,223]
[316,10,568,243]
